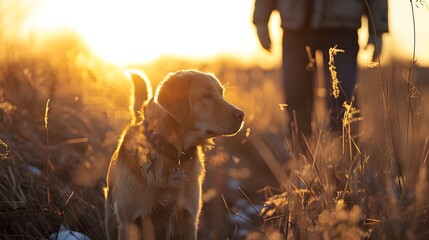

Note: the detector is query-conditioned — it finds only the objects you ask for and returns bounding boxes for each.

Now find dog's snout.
[234,110,244,120]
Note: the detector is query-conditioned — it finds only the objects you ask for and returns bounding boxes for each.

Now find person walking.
[253,0,388,140]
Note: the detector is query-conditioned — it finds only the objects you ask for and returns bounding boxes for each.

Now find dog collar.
[142,120,196,171]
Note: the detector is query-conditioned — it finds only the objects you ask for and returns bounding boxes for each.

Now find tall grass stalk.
[365,0,407,194]
[44,98,51,210]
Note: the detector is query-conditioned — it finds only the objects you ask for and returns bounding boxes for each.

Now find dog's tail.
[126,70,152,124]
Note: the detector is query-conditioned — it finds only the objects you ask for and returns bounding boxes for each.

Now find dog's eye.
[203,93,212,99]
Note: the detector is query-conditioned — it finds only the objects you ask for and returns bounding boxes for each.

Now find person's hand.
[367,34,383,62]
[256,24,271,52]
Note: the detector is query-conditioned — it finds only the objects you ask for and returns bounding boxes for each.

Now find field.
[1,5,429,240]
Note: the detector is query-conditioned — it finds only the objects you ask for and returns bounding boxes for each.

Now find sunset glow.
[26,0,429,66]
[27,0,280,66]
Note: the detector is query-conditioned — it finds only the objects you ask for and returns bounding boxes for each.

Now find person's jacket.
[253,0,388,34]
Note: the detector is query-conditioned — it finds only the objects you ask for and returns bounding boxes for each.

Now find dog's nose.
[234,110,244,120]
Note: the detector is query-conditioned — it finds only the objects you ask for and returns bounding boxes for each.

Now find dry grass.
[0,10,133,235]
[255,45,429,240]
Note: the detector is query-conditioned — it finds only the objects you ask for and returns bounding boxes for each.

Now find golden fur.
[105,70,244,239]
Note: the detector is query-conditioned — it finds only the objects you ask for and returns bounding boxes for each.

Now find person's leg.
[282,30,316,137]
[321,29,359,132]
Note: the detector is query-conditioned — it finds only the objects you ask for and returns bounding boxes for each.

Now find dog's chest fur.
[113,124,204,211]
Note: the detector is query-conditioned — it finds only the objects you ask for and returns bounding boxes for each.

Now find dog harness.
[142,120,196,180]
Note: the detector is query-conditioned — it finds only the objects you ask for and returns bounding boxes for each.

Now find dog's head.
[153,70,244,143]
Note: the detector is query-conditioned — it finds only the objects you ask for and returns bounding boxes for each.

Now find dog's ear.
[155,71,192,125]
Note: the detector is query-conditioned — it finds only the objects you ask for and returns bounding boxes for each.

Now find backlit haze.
[25,0,429,66]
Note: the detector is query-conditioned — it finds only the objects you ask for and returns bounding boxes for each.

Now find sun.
[27,0,273,66]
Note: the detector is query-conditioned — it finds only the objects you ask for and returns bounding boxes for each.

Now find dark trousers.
[282,28,359,135]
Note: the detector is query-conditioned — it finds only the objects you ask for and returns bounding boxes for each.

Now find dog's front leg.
[118,221,141,240]
[173,176,202,239]
[141,216,156,240]
[174,208,198,240]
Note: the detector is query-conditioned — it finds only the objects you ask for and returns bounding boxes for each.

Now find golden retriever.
[105,70,244,239]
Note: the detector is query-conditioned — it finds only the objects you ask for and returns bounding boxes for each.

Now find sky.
[24,0,429,66]
[26,0,276,65]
